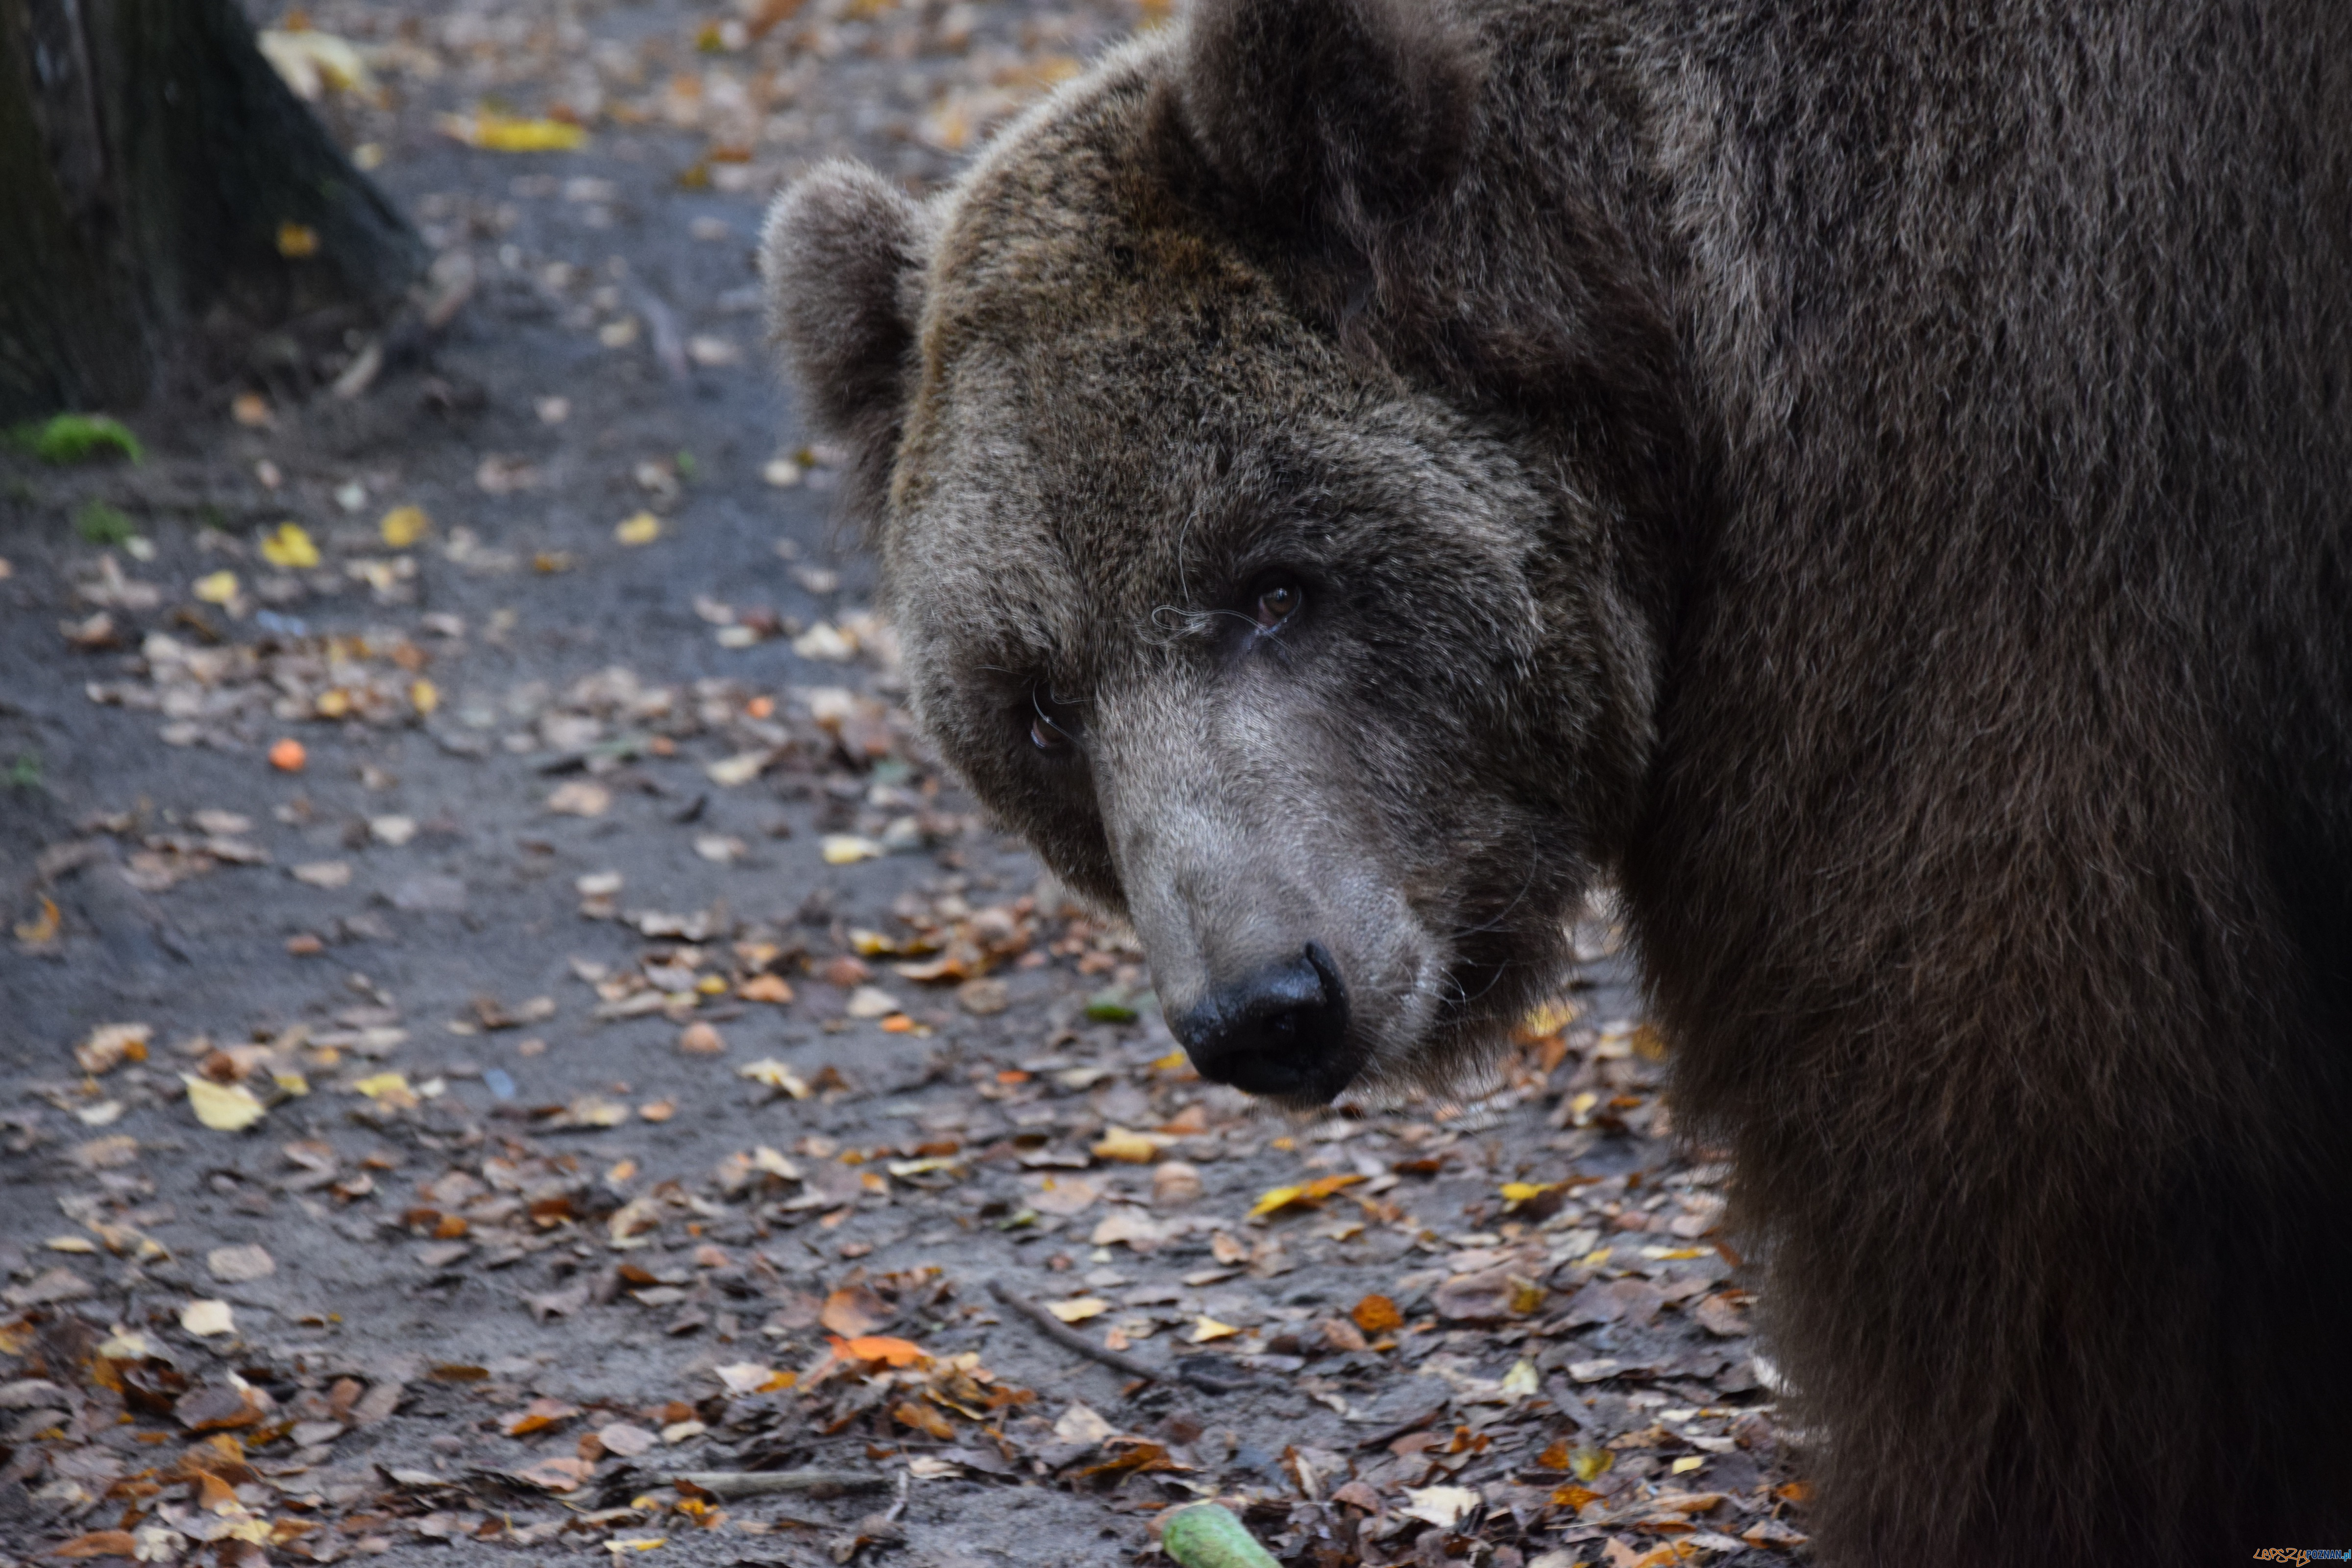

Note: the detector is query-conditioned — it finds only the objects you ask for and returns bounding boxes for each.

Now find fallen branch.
[666,1470,888,1499]
[987,1278,1165,1385]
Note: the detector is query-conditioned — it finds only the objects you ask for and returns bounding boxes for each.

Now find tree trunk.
[0,0,425,422]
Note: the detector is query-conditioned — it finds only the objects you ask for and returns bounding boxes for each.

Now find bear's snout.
[1167,940,1355,1102]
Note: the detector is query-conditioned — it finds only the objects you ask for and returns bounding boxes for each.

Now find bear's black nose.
[1170,942,1353,1101]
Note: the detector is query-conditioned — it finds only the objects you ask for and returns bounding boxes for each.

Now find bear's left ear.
[761,162,934,535]
[1176,0,1482,240]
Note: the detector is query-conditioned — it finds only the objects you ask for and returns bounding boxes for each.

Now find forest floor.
[0,2,1807,1564]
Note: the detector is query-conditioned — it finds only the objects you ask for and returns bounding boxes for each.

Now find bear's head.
[763,0,1666,1106]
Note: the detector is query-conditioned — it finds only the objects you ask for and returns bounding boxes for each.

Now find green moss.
[6,753,40,790]
[74,500,138,546]
[10,413,145,466]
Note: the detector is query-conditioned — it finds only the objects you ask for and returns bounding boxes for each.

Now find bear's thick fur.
[763,1,2352,1560]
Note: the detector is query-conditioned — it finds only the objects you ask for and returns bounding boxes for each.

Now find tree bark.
[0,0,425,422]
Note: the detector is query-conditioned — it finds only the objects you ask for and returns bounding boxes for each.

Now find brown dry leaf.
[514,1455,594,1491]
[892,1400,955,1440]
[677,1021,725,1055]
[49,1532,138,1559]
[1350,1294,1404,1334]
[1693,1293,1751,1337]
[504,1397,580,1436]
[820,1284,891,1338]
[547,781,612,817]
[74,1023,151,1075]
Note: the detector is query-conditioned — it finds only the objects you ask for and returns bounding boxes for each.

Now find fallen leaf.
[205,1244,274,1283]
[1047,1298,1109,1323]
[260,522,320,568]
[182,1076,266,1132]
[1053,1403,1116,1445]
[292,860,352,888]
[270,738,307,772]
[677,1021,725,1055]
[892,1400,955,1440]
[514,1455,595,1491]
[438,110,589,152]
[504,1397,580,1436]
[49,1531,138,1559]
[821,833,885,865]
[1400,1484,1481,1529]
[830,1335,925,1368]
[1248,1172,1363,1220]
[380,505,431,547]
[738,974,794,1004]
[614,511,662,545]
[1090,1127,1159,1164]
[737,1058,810,1098]
[74,1023,150,1075]
[181,1299,236,1337]
[820,1285,891,1337]
[714,1362,794,1396]
[1187,1316,1239,1343]
[1350,1294,1403,1334]
[193,570,239,604]
[547,781,612,817]
[598,1422,658,1457]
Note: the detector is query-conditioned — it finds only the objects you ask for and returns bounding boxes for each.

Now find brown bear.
[761,0,2352,1561]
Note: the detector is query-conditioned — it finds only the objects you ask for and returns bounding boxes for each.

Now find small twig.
[988,1278,1164,1384]
[666,1469,888,1499]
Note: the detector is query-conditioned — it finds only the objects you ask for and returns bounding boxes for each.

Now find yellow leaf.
[1501,1181,1558,1208]
[193,570,239,604]
[1672,1455,1707,1474]
[603,1540,666,1555]
[180,1299,236,1337]
[1518,997,1578,1038]
[1187,1316,1239,1343]
[1091,1127,1160,1164]
[14,894,60,945]
[181,1076,266,1132]
[821,833,885,865]
[410,678,439,715]
[276,222,319,259]
[379,505,431,547]
[438,110,589,152]
[259,522,320,568]
[737,1058,811,1098]
[1047,1298,1109,1323]
[1569,1445,1615,1482]
[270,1071,309,1097]
[45,1236,95,1252]
[350,1072,417,1110]
[1247,1172,1364,1220]
[614,511,662,545]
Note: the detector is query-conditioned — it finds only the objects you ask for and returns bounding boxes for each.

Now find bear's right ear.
[1176,0,1482,241]
[760,162,932,534]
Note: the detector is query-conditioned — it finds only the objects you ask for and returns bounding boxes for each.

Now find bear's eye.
[1253,580,1302,631]
[1028,691,1080,755]
[1030,712,1072,753]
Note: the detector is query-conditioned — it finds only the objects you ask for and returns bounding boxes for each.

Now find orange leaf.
[50,1532,137,1559]
[1349,1294,1403,1334]
[830,1334,926,1368]
[891,1400,955,1440]
[504,1396,580,1436]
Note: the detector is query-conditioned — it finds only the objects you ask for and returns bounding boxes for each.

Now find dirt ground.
[0,3,1808,1564]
